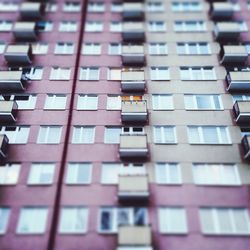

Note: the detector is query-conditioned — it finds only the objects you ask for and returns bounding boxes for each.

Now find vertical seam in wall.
[46,1,88,249]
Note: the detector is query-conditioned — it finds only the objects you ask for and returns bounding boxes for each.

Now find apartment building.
[0,0,250,250]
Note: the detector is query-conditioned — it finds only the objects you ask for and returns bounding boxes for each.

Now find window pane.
[66,163,92,184]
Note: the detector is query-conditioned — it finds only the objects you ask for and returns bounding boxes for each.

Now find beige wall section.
[149,110,233,125]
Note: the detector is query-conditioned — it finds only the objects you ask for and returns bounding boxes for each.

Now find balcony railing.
[118,226,152,247]
[118,175,149,201]
[226,71,250,91]
[0,135,9,162]
[123,3,144,21]
[20,2,44,19]
[121,70,145,92]
[0,101,18,123]
[122,22,145,42]
[122,44,145,66]
[13,22,38,40]
[121,100,147,123]
[241,135,250,160]
[220,45,248,64]
[0,71,26,91]
[119,134,148,159]
[4,44,32,65]
[211,2,234,19]
[214,22,241,40]
[233,101,250,124]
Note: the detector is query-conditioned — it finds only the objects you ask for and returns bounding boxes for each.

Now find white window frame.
[54,42,74,55]
[155,163,182,184]
[150,67,170,80]
[0,163,21,185]
[152,94,173,110]
[174,21,206,32]
[44,94,67,110]
[187,126,231,144]
[87,2,105,12]
[146,2,164,12]
[0,41,5,54]
[177,42,210,55]
[27,163,55,185]
[79,67,99,80]
[148,21,166,32]
[153,126,177,144]
[59,21,77,32]
[65,163,92,185]
[172,2,202,12]
[77,94,98,110]
[50,67,71,80]
[108,43,122,55]
[180,67,216,80]
[0,126,29,144]
[82,43,101,55]
[72,126,95,144]
[37,126,62,144]
[63,1,81,12]
[148,43,168,55]
[0,21,12,32]
[85,21,103,32]
[0,207,10,234]
[31,43,48,55]
[110,21,122,32]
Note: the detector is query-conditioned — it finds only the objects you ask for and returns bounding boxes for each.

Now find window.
[45,2,57,12]
[153,126,177,144]
[17,207,48,234]
[238,21,248,31]
[232,94,250,102]
[104,127,121,144]
[54,43,74,54]
[172,2,202,12]
[63,1,81,12]
[159,207,188,234]
[59,207,88,234]
[0,163,20,185]
[37,126,62,144]
[79,67,99,80]
[148,21,166,32]
[193,164,240,186]
[85,21,103,32]
[0,126,30,144]
[187,126,231,144]
[72,126,95,144]
[77,95,98,110]
[82,43,101,55]
[174,21,206,32]
[99,207,148,233]
[180,67,216,80]
[0,207,10,234]
[59,21,77,32]
[122,126,144,135]
[106,95,142,110]
[111,2,122,12]
[146,2,164,12]
[177,43,210,55]
[37,21,53,32]
[23,67,43,80]
[0,42,5,53]
[155,163,181,184]
[0,2,18,11]
[27,163,55,185]
[152,94,173,110]
[150,67,170,80]
[66,163,92,184]
[184,95,223,110]
[148,43,167,55]
[0,21,12,32]
[44,94,67,110]
[108,68,121,80]
[50,67,71,80]
[101,163,146,184]
[200,208,250,235]
[110,21,122,32]
[0,94,37,110]
[31,43,48,55]
[108,43,122,55]
[88,2,105,12]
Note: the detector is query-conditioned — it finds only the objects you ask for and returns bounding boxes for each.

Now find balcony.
[119,134,148,159]
[226,71,250,91]
[241,135,250,161]
[118,226,152,247]
[123,3,144,21]
[0,101,18,123]
[211,2,234,19]
[4,44,32,65]
[0,135,9,162]
[13,22,38,40]
[20,2,44,19]
[214,22,241,41]
[122,44,145,66]
[122,22,145,42]
[121,70,145,92]
[118,175,149,201]
[0,71,25,91]
[121,100,147,123]
[220,45,248,64]
[233,101,250,124]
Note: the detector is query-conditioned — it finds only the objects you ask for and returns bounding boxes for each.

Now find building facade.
[0,0,250,250]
